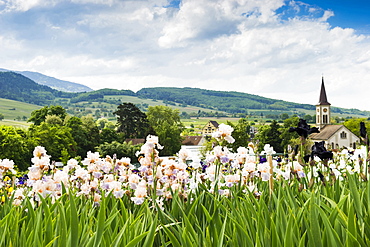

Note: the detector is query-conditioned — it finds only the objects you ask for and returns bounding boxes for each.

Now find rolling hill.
[0,71,369,121]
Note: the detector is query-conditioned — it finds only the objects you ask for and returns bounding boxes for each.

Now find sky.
[0,0,370,111]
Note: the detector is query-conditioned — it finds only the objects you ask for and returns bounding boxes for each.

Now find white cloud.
[0,0,370,110]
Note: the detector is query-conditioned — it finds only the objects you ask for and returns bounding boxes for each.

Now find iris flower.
[289,119,320,138]
[360,122,367,138]
[311,141,333,160]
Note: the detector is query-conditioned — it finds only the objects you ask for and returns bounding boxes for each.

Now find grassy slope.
[0,98,41,120]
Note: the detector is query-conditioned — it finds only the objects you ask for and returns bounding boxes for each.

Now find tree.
[0,126,35,171]
[96,141,142,163]
[279,116,300,152]
[65,116,89,158]
[255,120,283,153]
[28,122,77,161]
[343,118,369,137]
[146,105,185,156]
[114,103,151,138]
[81,115,100,153]
[0,113,4,121]
[28,105,67,125]
[227,118,251,152]
[100,128,119,144]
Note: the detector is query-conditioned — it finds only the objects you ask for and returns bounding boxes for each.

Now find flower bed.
[1,124,370,246]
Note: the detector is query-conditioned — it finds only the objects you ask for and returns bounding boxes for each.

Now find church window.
[340,131,347,139]
[323,115,328,124]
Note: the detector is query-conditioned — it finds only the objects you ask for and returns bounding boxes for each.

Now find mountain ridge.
[0,68,92,93]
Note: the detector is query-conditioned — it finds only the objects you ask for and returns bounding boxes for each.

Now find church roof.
[317,77,331,106]
[310,125,343,140]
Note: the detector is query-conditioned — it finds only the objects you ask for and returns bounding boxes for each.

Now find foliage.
[0,113,4,121]
[255,120,283,153]
[0,72,66,105]
[28,123,77,161]
[28,105,67,125]
[279,116,300,151]
[96,141,142,163]
[114,103,151,139]
[344,118,370,137]
[146,105,184,156]
[1,136,370,245]
[137,87,316,113]
[0,126,35,171]
[226,118,251,151]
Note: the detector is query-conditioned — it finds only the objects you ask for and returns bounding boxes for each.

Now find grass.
[1,175,370,246]
[0,98,41,120]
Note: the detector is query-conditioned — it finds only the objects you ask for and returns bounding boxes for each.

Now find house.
[202,121,219,135]
[310,77,360,149]
[181,136,206,158]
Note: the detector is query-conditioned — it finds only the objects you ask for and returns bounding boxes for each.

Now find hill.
[0,68,92,92]
[0,71,369,121]
[136,87,370,117]
[0,72,75,105]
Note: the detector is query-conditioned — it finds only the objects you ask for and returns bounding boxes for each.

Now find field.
[0,98,41,120]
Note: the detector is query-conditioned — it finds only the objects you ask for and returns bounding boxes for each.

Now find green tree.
[227,118,251,152]
[255,120,283,153]
[279,116,300,152]
[100,128,119,144]
[81,115,100,153]
[28,105,67,125]
[114,103,151,138]
[28,122,77,162]
[65,116,90,158]
[45,115,63,125]
[96,141,142,163]
[343,118,369,137]
[146,105,185,156]
[0,113,4,121]
[0,126,35,171]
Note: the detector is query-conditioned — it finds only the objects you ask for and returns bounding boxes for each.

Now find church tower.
[316,77,331,129]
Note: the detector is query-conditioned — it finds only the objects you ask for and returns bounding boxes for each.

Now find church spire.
[316,77,331,129]
[318,77,331,105]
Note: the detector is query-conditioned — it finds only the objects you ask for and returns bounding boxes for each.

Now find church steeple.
[318,76,330,105]
[316,77,331,129]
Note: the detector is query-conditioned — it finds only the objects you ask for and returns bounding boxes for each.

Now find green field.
[0,98,41,120]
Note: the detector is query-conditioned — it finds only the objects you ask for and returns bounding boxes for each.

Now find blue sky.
[300,0,370,34]
[0,0,370,110]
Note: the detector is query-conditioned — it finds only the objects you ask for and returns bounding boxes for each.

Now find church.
[309,78,360,149]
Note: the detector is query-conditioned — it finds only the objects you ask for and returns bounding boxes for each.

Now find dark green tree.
[81,115,100,153]
[28,105,67,125]
[100,128,119,144]
[0,126,35,171]
[146,105,184,156]
[255,120,283,153]
[279,116,300,151]
[114,103,151,138]
[0,113,4,121]
[65,116,90,157]
[227,118,251,152]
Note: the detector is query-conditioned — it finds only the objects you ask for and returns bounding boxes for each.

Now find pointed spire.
[318,76,330,105]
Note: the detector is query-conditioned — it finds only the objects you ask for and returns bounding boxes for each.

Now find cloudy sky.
[1,0,370,110]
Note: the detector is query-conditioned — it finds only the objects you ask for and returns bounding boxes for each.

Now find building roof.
[182,136,204,145]
[310,125,343,140]
[317,77,331,105]
[209,121,219,128]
